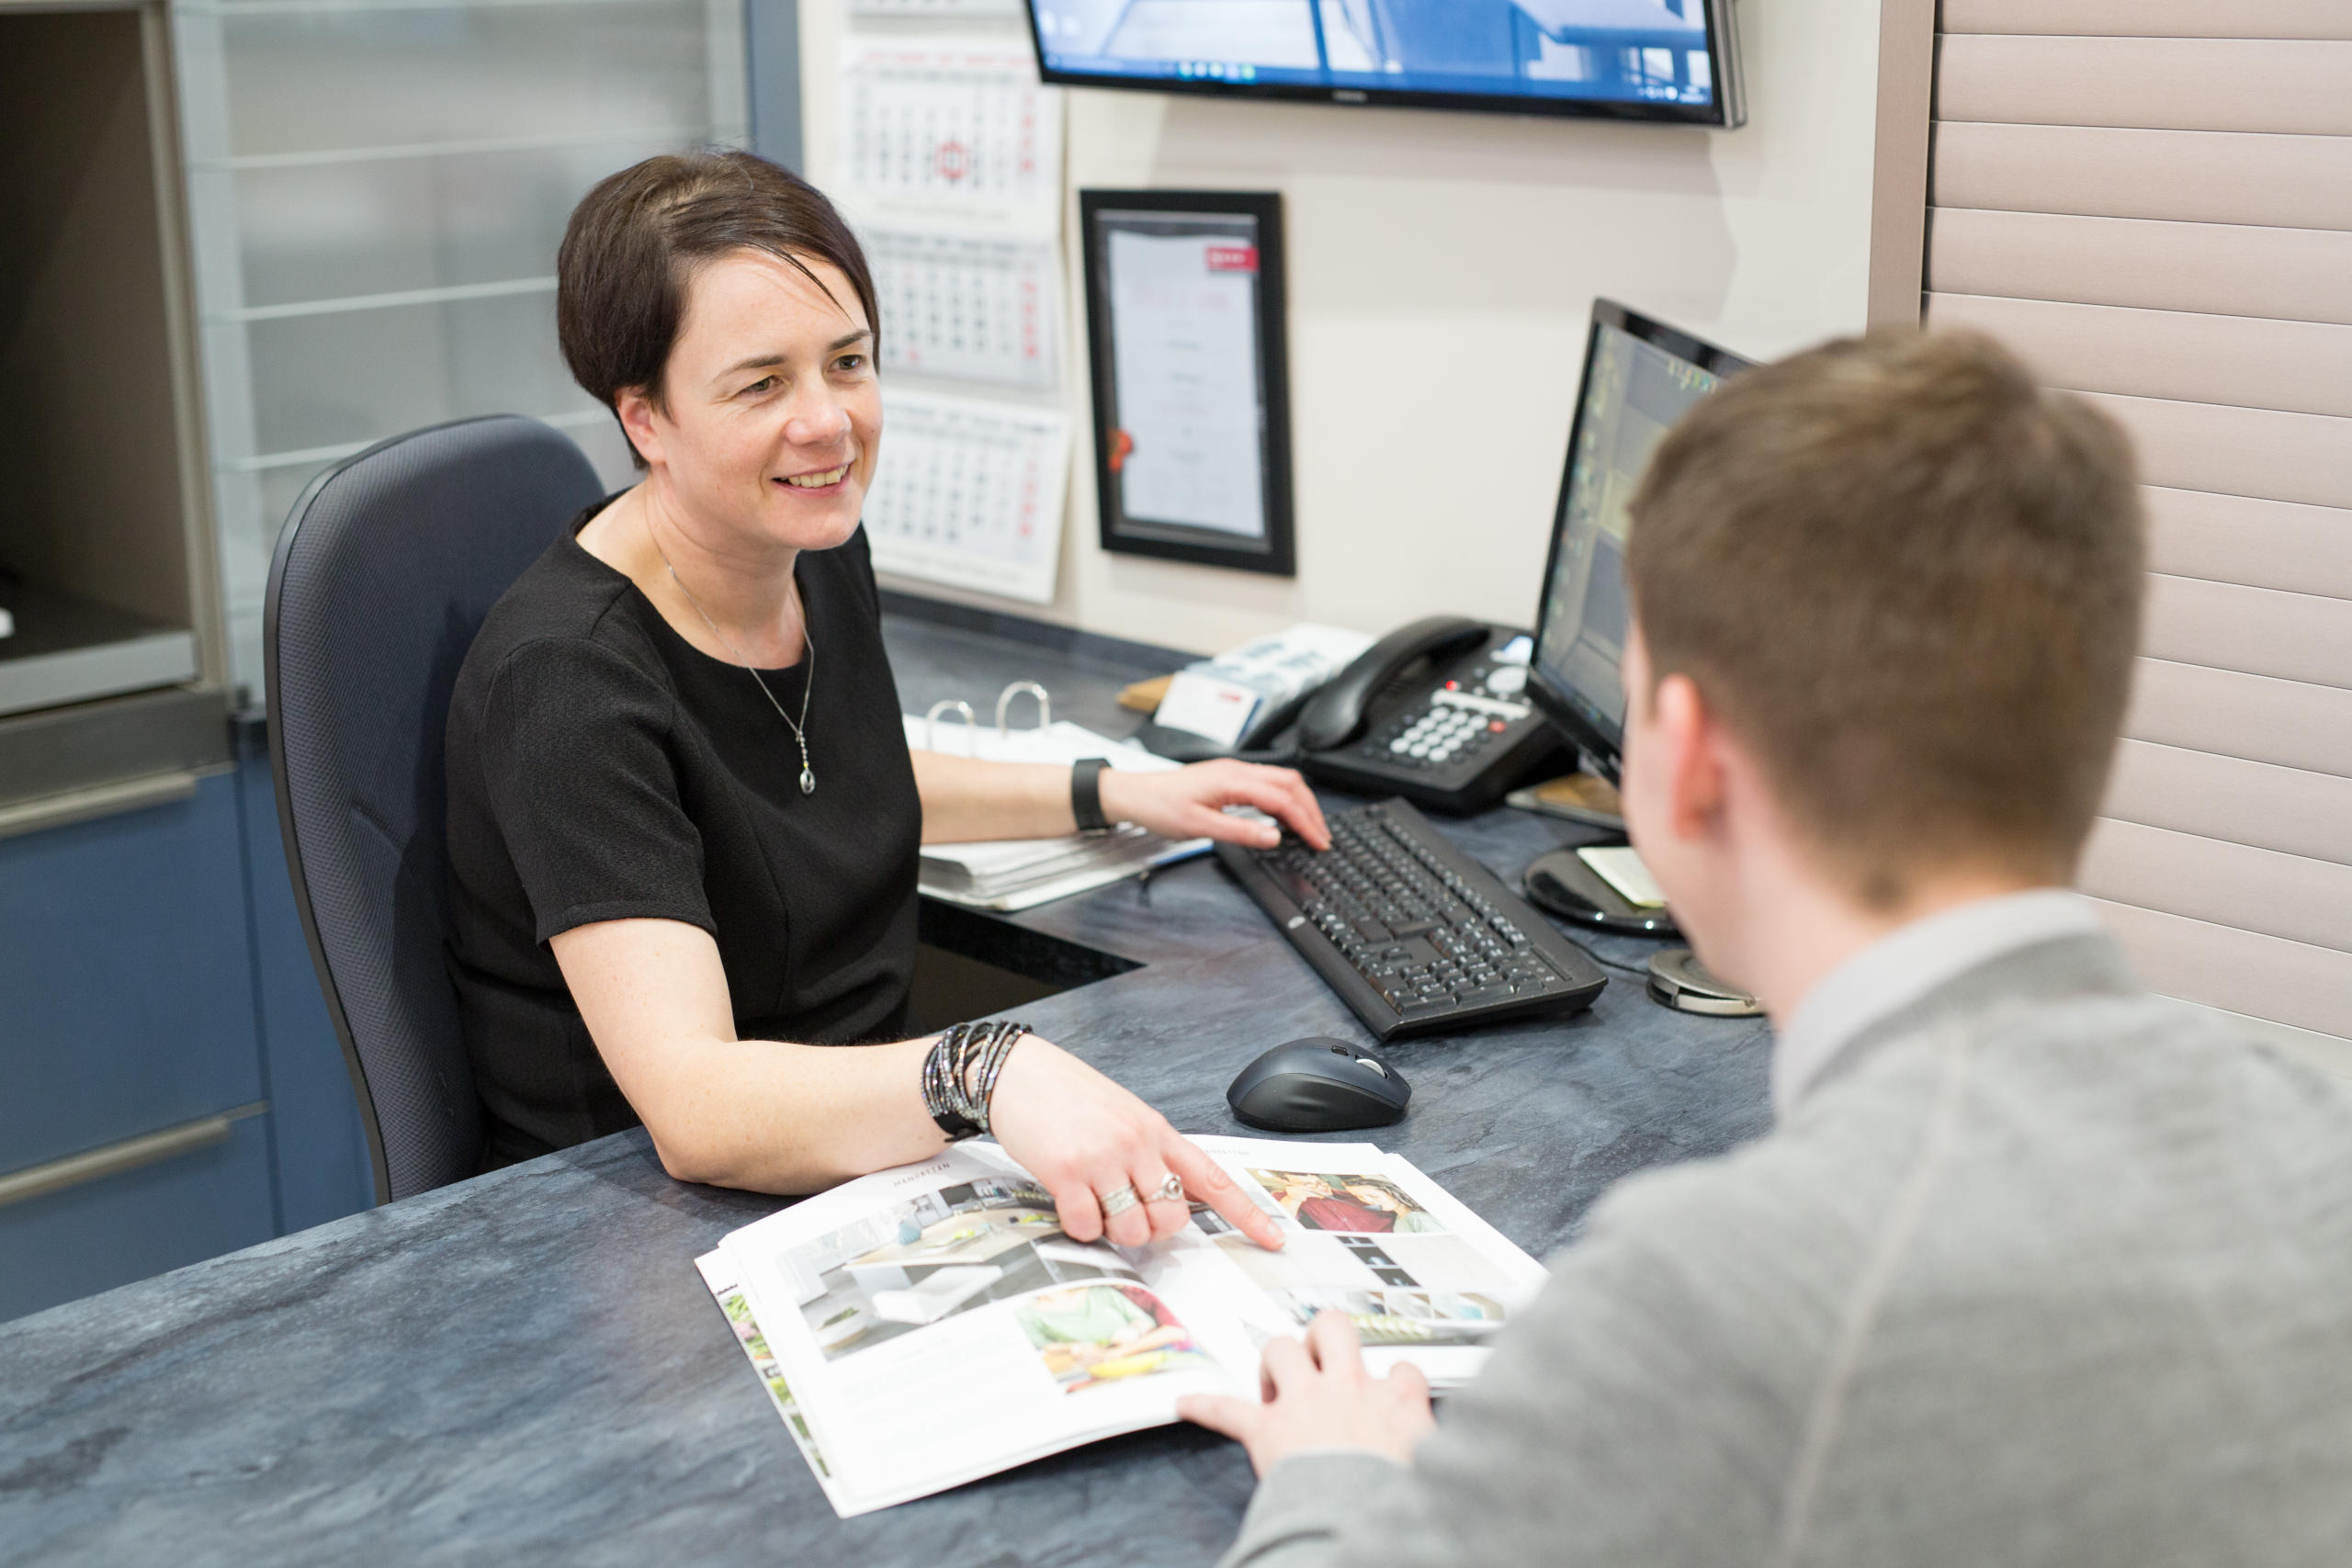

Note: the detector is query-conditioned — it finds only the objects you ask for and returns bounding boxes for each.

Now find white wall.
[801,0,1886,655]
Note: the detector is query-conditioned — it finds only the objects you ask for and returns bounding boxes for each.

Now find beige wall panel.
[1937,36,2352,137]
[2092,897,2352,1039]
[2144,487,2352,602]
[1930,124,2352,231]
[2081,818,2352,953]
[2081,392,2352,511]
[1867,0,1937,328]
[1944,0,2352,40]
[2126,657,2352,778]
[1928,209,2352,327]
[1928,293,2352,419]
[806,0,1887,656]
[2104,739,2352,869]
[2141,573,2352,690]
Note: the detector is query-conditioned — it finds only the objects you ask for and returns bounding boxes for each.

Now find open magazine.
[695,1134,1548,1517]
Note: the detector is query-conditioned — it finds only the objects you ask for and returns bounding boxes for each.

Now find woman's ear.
[615,384,664,469]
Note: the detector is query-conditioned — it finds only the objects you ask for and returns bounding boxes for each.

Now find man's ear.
[1654,671,1728,844]
[615,385,664,469]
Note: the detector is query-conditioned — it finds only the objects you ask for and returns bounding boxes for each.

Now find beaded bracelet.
[922,1023,982,1140]
[922,1054,958,1139]
[974,1023,1029,1117]
[922,1021,1032,1141]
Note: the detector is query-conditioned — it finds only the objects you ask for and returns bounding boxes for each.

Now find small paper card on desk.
[1150,624,1377,747]
[1150,670,1264,747]
[1577,845,1667,908]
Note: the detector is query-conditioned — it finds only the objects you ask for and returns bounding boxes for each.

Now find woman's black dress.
[443,507,922,1168]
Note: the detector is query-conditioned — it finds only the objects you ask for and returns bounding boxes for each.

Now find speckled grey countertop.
[0,609,1772,1567]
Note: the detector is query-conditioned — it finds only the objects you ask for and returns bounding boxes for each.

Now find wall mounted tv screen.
[1025,1,1744,126]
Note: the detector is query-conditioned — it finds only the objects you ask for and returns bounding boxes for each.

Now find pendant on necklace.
[800,765,816,796]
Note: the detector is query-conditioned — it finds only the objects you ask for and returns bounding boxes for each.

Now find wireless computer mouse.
[1227,1038,1411,1133]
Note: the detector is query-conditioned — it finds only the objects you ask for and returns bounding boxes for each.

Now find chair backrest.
[266,415,605,1203]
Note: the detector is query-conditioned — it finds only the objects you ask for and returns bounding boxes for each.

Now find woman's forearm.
[551,918,1288,1249]
[551,917,947,1191]
[913,750,1077,843]
[636,1032,947,1191]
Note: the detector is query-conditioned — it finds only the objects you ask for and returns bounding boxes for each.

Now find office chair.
[266,415,605,1203]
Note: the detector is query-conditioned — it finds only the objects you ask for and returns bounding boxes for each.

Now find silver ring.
[1099,1183,1140,1217]
[1149,1174,1185,1203]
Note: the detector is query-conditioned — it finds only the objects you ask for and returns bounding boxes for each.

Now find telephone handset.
[1296,616,1491,750]
[1295,615,1566,816]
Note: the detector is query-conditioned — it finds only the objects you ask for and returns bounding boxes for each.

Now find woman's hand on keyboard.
[1101,760,1331,852]
[988,1035,1288,1252]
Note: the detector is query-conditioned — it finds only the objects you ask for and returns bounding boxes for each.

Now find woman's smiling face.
[618,246,881,553]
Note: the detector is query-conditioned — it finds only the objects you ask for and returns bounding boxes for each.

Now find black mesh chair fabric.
[266,416,604,1202]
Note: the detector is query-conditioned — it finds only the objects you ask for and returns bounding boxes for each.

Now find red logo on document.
[935,140,971,182]
[1204,244,1259,273]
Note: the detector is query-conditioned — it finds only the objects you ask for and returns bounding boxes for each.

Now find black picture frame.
[1080,189,1295,578]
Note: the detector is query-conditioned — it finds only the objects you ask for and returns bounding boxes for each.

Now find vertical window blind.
[1926,1,2352,1068]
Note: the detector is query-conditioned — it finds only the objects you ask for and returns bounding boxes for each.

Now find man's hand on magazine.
[1177,1312,1434,1475]
[988,1037,1286,1252]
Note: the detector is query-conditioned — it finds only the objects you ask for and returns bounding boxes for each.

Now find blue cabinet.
[0,776,265,1170]
[0,1114,277,1324]
[0,736,374,1323]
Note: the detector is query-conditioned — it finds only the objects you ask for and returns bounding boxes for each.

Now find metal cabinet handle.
[0,1103,262,1211]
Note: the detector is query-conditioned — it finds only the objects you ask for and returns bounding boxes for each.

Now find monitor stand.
[1522,846,1680,937]
[1646,949,1764,1017]
[1521,840,1764,1017]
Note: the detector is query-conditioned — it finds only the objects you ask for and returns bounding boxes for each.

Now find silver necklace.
[652,538,819,796]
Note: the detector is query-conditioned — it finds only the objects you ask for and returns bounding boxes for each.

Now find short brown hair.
[556,150,877,467]
[1624,329,2143,903]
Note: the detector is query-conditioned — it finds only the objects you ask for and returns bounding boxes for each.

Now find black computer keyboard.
[1216,798,1608,1041]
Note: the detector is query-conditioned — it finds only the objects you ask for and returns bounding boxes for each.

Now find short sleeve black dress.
[443,506,922,1168]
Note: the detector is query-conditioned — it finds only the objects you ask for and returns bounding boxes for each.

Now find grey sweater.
[1219,934,2352,1567]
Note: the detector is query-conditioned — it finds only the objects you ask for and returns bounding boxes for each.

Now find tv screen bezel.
[1022,1,1742,128]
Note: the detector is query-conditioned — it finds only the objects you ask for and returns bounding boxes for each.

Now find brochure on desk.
[696,1134,1548,1517]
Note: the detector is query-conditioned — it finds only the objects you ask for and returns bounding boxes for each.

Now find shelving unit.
[168,0,752,694]
[0,583,197,719]
[0,0,229,823]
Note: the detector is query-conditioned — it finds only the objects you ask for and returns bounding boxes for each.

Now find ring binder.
[905,681,1216,910]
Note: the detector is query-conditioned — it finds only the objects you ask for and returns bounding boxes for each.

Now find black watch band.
[1070,757,1113,834]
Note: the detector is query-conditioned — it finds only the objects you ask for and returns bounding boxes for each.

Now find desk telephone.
[1294,616,1566,815]
[1144,615,1568,814]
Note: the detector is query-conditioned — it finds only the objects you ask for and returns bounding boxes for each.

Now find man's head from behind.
[1619,330,2143,990]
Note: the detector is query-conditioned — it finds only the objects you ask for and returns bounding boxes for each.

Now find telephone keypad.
[1361,660,1532,774]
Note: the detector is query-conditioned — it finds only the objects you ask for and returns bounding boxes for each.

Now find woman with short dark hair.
[442,151,1318,1248]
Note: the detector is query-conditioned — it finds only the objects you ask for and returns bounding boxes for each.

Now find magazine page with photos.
[1180,1135,1552,1390]
[704,1134,1547,1517]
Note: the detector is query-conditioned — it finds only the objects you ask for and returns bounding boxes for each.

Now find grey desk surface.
[0,611,1773,1567]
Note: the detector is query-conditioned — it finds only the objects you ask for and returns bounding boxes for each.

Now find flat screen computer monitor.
[1526,300,1752,782]
[1025,1,1745,127]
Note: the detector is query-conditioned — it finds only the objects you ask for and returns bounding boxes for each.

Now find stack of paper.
[904,716,1212,910]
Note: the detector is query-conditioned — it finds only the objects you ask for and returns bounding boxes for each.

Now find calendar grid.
[864,388,1070,604]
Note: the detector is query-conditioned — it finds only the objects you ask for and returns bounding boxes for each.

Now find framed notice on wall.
[1079,190,1295,577]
